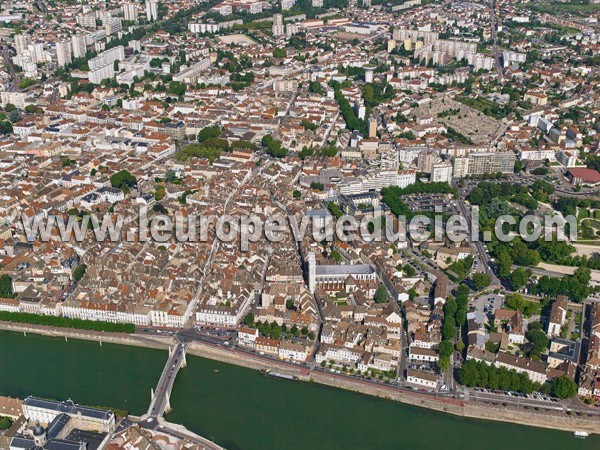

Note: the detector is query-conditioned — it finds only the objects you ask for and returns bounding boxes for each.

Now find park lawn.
[578,209,589,221]
[551,3,600,12]
[586,219,600,229]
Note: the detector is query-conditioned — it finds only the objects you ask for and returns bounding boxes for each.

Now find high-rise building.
[71,34,87,59]
[104,17,122,35]
[286,23,299,37]
[451,156,469,178]
[146,0,158,22]
[172,57,212,83]
[123,3,139,22]
[417,150,435,174]
[467,151,516,175]
[88,46,125,70]
[281,0,296,10]
[431,161,453,183]
[31,42,48,64]
[56,40,72,67]
[272,13,284,37]
[77,13,97,28]
[14,34,31,55]
[364,65,375,83]
[368,118,377,138]
[89,63,115,84]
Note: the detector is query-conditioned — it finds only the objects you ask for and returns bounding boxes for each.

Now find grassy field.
[551,3,600,12]
[530,2,600,16]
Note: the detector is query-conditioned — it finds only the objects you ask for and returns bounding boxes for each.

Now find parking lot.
[470,293,504,317]
[472,387,559,403]
[403,194,456,213]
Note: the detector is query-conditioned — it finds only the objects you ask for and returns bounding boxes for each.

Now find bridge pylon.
[164,391,172,414]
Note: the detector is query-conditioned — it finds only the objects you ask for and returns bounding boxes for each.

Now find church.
[307,252,377,295]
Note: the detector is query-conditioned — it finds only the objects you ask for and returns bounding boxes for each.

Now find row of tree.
[460,360,577,398]
[244,312,315,341]
[438,285,470,371]
[0,311,135,333]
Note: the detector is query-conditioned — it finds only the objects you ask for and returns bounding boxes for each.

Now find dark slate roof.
[315,264,374,276]
[24,397,113,421]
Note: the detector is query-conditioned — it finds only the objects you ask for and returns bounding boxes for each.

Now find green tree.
[459,360,480,387]
[438,356,451,372]
[0,311,134,333]
[19,78,36,89]
[261,134,287,158]
[438,340,453,359]
[293,190,301,199]
[0,119,14,135]
[0,274,14,298]
[330,250,342,262]
[505,293,526,311]
[198,126,221,142]
[527,328,549,359]
[442,316,456,340]
[552,375,577,399]
[244,312,254,327]
[0,417,12,430]
[510,267,529,290]
[301,119,317,131]
[444,298,458,317]
[327,202,343,219]
[471,272,491,291]
[273,48,286,58]
[408,288,417,301]
[167,81,186,96]
[455,307,467,326]
[72,264,87,282]
[375,285,388,303]
[110,170,137,192]
[403,264,416,277]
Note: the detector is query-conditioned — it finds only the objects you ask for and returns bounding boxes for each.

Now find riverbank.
[185,339,600,435]
[2,322,599,436]
[0,321,173,350]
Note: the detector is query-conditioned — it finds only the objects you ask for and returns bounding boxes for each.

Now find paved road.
[489,0,503,77]
[456,189,501,286]
[156,422,224,450]
[1,45,19,92]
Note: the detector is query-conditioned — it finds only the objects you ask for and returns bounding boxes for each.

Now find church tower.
[308,252,316,294]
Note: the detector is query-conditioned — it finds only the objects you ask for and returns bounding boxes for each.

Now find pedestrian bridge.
[147,342,188,418]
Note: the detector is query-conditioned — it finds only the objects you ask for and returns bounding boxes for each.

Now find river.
[0,330,598,450]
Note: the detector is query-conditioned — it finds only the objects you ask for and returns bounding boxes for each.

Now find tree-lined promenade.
[0,311,135,333]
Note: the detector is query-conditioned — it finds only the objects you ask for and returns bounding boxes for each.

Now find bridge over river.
[147,341,187,417]
[138,340,224,450]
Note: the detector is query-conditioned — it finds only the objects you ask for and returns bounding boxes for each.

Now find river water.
[0,331,597,450]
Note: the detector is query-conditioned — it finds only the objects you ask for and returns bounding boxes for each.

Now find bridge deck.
[148,342,187,418]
